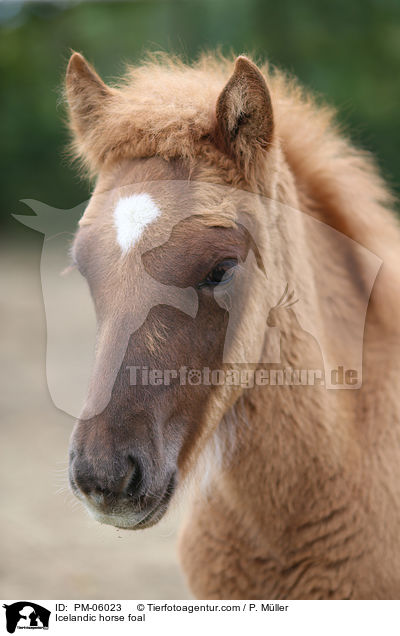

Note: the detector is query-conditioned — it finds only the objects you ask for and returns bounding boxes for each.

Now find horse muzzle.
[69,449,177,529]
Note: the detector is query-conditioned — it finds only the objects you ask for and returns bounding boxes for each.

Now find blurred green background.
[1,0,399,237]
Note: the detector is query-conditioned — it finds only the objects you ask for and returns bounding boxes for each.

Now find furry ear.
[65,52,114,160]
[215,56,274,171]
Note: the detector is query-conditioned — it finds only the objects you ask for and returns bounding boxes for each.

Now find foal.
[65,52,400,599]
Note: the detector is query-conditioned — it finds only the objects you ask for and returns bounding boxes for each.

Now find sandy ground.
[0,242,191,600]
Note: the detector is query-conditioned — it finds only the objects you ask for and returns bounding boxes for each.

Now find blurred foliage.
[1,0,399,237]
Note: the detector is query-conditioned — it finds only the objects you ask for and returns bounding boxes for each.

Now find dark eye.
[198,259,238,288]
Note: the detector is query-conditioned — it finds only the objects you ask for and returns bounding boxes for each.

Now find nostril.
[70,454,146,500]
[122,456,145,498]
[70,463,92,496]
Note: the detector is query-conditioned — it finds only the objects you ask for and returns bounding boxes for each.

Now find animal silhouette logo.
[266,283,299,327]
[267,284,324,368]
[2,602,50,633]
[13,182,383,415]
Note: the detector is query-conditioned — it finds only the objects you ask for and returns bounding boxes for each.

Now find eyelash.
[198,259,238,288]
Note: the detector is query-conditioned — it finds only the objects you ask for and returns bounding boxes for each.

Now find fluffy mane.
[66,52,398,258]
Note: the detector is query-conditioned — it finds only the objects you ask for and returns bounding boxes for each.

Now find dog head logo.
[2,602,50,633]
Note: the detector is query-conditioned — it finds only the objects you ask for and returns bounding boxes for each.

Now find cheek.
[231,273,269,362]
[190,296,229,367]
[147,295,228,369]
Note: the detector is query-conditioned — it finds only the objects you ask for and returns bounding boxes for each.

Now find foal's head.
[66,53,278,529]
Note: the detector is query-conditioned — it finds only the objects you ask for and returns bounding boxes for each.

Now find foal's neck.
[217,158,354,539]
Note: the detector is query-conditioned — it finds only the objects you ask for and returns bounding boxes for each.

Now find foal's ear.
[65,52,113,146]
[215,56,273,171]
